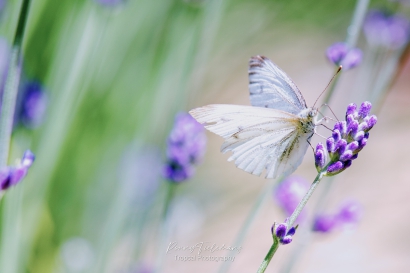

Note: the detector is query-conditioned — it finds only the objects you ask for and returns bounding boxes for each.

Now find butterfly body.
[190,56,320,179]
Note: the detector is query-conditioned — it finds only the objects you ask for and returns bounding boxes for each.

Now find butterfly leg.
[307,138,315,153]
[319,103,340,121]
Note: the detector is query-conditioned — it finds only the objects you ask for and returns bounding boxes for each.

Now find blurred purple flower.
[313,200,363,234]
[164,113,206,183]
[0,150,35,190]
[315,101,377,176]
[337,200,363,227]
[313,214,337,233]
[17,80,48,128]
[326,42,362,70]
[364,10,410,49]
[274,176,309,222]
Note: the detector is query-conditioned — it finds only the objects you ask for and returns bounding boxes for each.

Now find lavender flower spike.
[164,113,207,183]
[0,150,35,190]
[326,42,363,71]
[314,101,377,176]
[271,219,298,245]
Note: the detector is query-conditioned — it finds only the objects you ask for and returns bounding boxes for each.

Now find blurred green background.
[0,0,409,272]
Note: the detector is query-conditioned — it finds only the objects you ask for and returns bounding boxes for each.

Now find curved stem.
[256,237,279,273]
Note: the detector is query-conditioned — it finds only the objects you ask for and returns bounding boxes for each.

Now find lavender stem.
[256,237,279,273]
[286,171,325,230]
[0,0,32,167]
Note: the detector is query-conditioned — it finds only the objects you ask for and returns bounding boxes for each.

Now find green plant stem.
[256,237,279,273]
[286,171,325,229]
[256,171,326,273]
[154,182,177,273]
[0,0,32,167]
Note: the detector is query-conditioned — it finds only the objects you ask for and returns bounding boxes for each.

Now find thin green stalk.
[256,237,279,273]
[0,0,32,167]
[256,171,326,273]
[154,182,177,273]
[286,171,325,229]
[218,178,277,273]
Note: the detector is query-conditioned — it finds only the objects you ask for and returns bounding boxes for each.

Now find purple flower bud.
[18,81,48,128]
[334,139,347,155]
[327,161,344,174]
[340,150,353,161]
[367,115,377,129]
[22,150,35,167]
[358,137,368,149]
[358,121,368,132]
[332,130,341,142]
[354,131,365,141]
[334,121,347,135]
[351,154,358,160]
[340,48,362,70]
[280,236,293,245]
[315,150,326,170]
[346,141,359,151]
[275,223,287,238]
[313,215,337,233]
[0,168,11,190]
[164,113,207,183]
[347,120,359,136]
[287,226,296,236]
[346,103,357,117]
[343,160,352,169]
[0,150,35,191]
[326,42,348,65]
[358,101,372,118]
[326,138,335,153]
[346,114,355,125]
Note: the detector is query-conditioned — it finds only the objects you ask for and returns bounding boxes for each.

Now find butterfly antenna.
[320,104,339,122]
[313,66,342,108]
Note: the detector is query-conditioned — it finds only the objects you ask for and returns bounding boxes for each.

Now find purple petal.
[326,42,348,65]
[332,130,341,142]
[340,150,353,161]
[327,161,344,174]
[347,141,359,151]
[326,138,335,153]
[346,103,357,117]
[340,48,363,70]
[358,101,372,118]
[275,223,287,238]
[313,214,337,233]
[22,150,35,167]
[0,168,11,190]
[367,115,377,129]
[280,235,293,245]
[335,139,347,155]
[287,227,296,236]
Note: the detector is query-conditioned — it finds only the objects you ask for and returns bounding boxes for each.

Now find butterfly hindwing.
[249,55,307,115]
[190,104,310,178]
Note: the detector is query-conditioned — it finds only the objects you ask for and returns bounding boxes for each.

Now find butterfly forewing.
[189,104,308,178]
[249,55,307,115]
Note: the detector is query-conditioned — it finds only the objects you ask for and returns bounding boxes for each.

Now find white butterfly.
[189,55,320,179]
